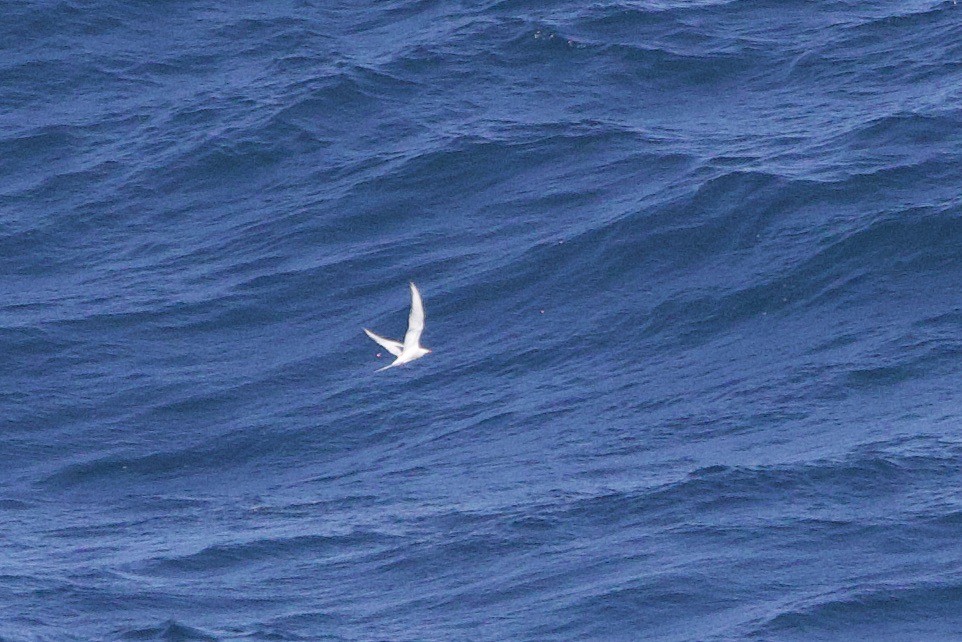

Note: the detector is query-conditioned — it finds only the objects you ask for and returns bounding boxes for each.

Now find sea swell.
[3,0,962,640]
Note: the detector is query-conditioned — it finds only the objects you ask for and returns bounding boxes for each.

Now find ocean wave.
[5,0,962,638]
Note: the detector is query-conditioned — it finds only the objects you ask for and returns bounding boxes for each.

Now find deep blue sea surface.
[3,0,962,639]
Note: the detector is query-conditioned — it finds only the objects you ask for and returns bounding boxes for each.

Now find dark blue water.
[3,0,962,639]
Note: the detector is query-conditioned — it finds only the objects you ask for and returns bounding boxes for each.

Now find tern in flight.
[364,283,431,372]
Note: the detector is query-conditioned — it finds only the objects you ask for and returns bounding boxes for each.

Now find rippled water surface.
[3,0,962,639]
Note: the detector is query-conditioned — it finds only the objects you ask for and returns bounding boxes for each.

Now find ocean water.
[3,0,962,639]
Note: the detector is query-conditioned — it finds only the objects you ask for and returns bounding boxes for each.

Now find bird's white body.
[364,283,431,371]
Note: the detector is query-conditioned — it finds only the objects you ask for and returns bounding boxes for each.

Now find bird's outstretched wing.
[364,329,403,356]
[403,282,425,349]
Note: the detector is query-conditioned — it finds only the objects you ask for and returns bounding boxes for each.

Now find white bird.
[364,282,431,372]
